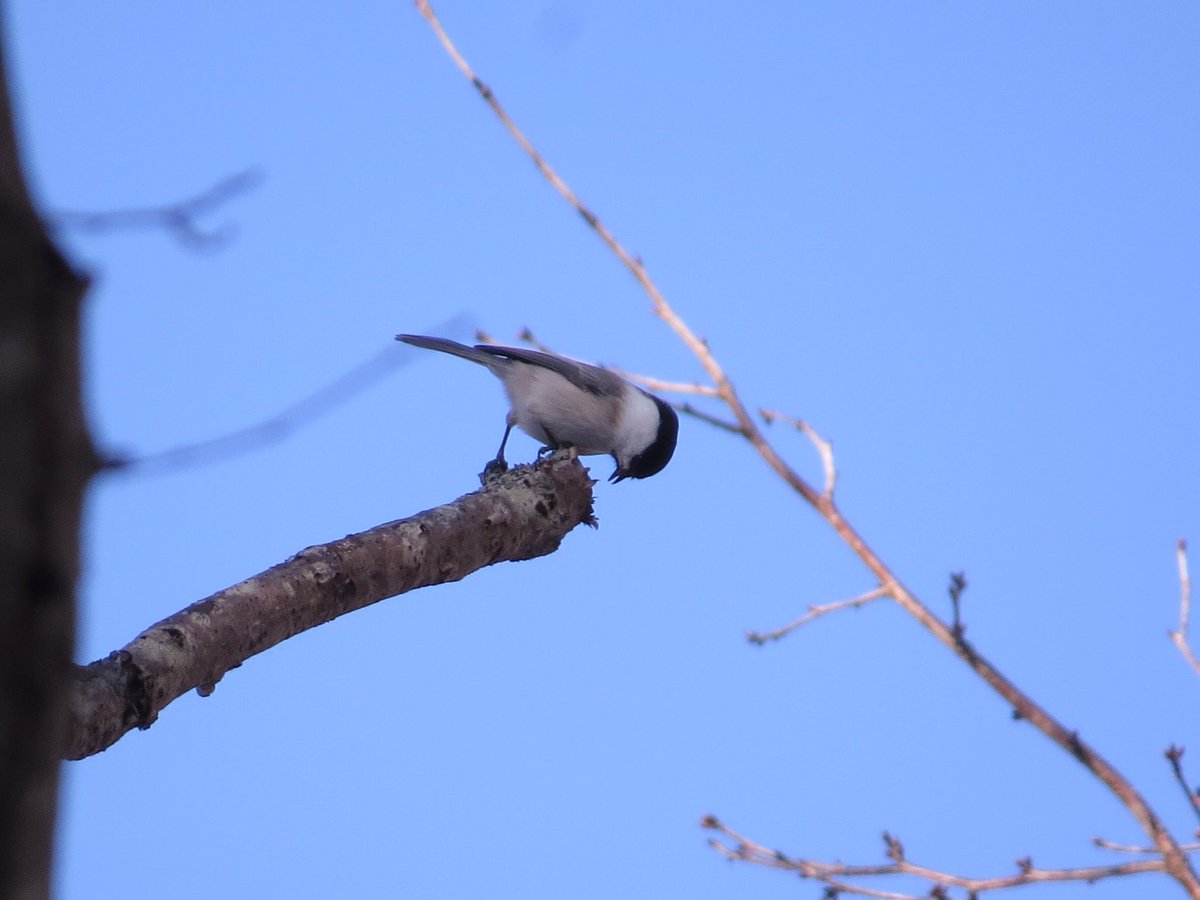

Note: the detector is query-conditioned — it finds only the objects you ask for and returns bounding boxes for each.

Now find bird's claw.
[479,457,509,486]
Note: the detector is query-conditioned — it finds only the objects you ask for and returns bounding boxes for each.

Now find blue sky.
[8,2,1200,898]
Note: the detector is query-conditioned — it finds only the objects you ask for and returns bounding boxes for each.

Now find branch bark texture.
[66,458,596,760]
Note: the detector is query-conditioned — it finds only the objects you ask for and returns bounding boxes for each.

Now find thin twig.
[50,169,262,249]
[676,402,741,434]
[1094,836,1200,854]
[515,327,718,397]
[747,586,890,645]
[703,816,1167,896]
[1166,746,1200,826]
[760,407,837,498]
[1170,540,1200,676]
[415,4,1200,892]
[948,571,969,638]
[620,373,719,396]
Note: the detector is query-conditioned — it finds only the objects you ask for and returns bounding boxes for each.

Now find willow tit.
[395,335,678,482]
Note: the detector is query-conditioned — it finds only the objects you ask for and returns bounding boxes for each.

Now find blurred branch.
[702,816,1168,897]
[102,313,475,476]
[415,1,1200,893]
[49,168,262,249]
[101,344,399,476]
[65,457,595,760]
[1170,539,1200,676]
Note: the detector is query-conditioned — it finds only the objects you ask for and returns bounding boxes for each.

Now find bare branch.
[703,816,1168,896]
[511,327,719,397]
[676,401,742,434]
[102,344,400,476]
[1166,746,1200,826]
[747,586,890,645]
[1094,836,1200,854]
[415,3,1200,891]
[760,408,837,498]
[948,571,969,638]
[49,169,262,249]
[1170,539,1200,676]
[624,374,719,396]
[65,458,595,760]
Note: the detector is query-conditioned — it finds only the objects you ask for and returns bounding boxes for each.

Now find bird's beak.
[609,465,628,484]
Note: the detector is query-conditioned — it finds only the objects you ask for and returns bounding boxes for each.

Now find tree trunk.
[0,9,95,898]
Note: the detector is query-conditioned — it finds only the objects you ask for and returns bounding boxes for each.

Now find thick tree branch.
[66,458,596,760]
[0,12,95,899]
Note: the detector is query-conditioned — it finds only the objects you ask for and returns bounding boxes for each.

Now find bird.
[395,334,678,482]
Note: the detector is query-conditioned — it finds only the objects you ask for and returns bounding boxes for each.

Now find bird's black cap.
[610,394,678,482]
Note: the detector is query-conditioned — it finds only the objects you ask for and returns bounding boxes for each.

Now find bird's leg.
[537,425,561,459]
[536,426,578,464]
[494,421,514,466]
[480,422,513,484]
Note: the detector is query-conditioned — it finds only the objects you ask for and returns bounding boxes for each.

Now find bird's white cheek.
[614,390,662,460]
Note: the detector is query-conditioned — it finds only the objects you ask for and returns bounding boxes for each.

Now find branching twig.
[948,571,969,638]
[703,816,1167,897]
[1094,836,1200,854]
[747,586,890,645]
[50,169,262,249]
[1170,539,1200,676]
[1166,746,1200,826]
[760,407,837,498]
[415,3,1200,893]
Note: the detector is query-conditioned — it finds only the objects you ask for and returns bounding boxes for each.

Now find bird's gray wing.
[473,345,623,396]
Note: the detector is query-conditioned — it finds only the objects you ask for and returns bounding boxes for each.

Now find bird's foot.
[537,445,577,465]
[479,456,509,486]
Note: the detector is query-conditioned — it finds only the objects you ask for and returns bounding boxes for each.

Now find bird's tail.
[395,334,499,369]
